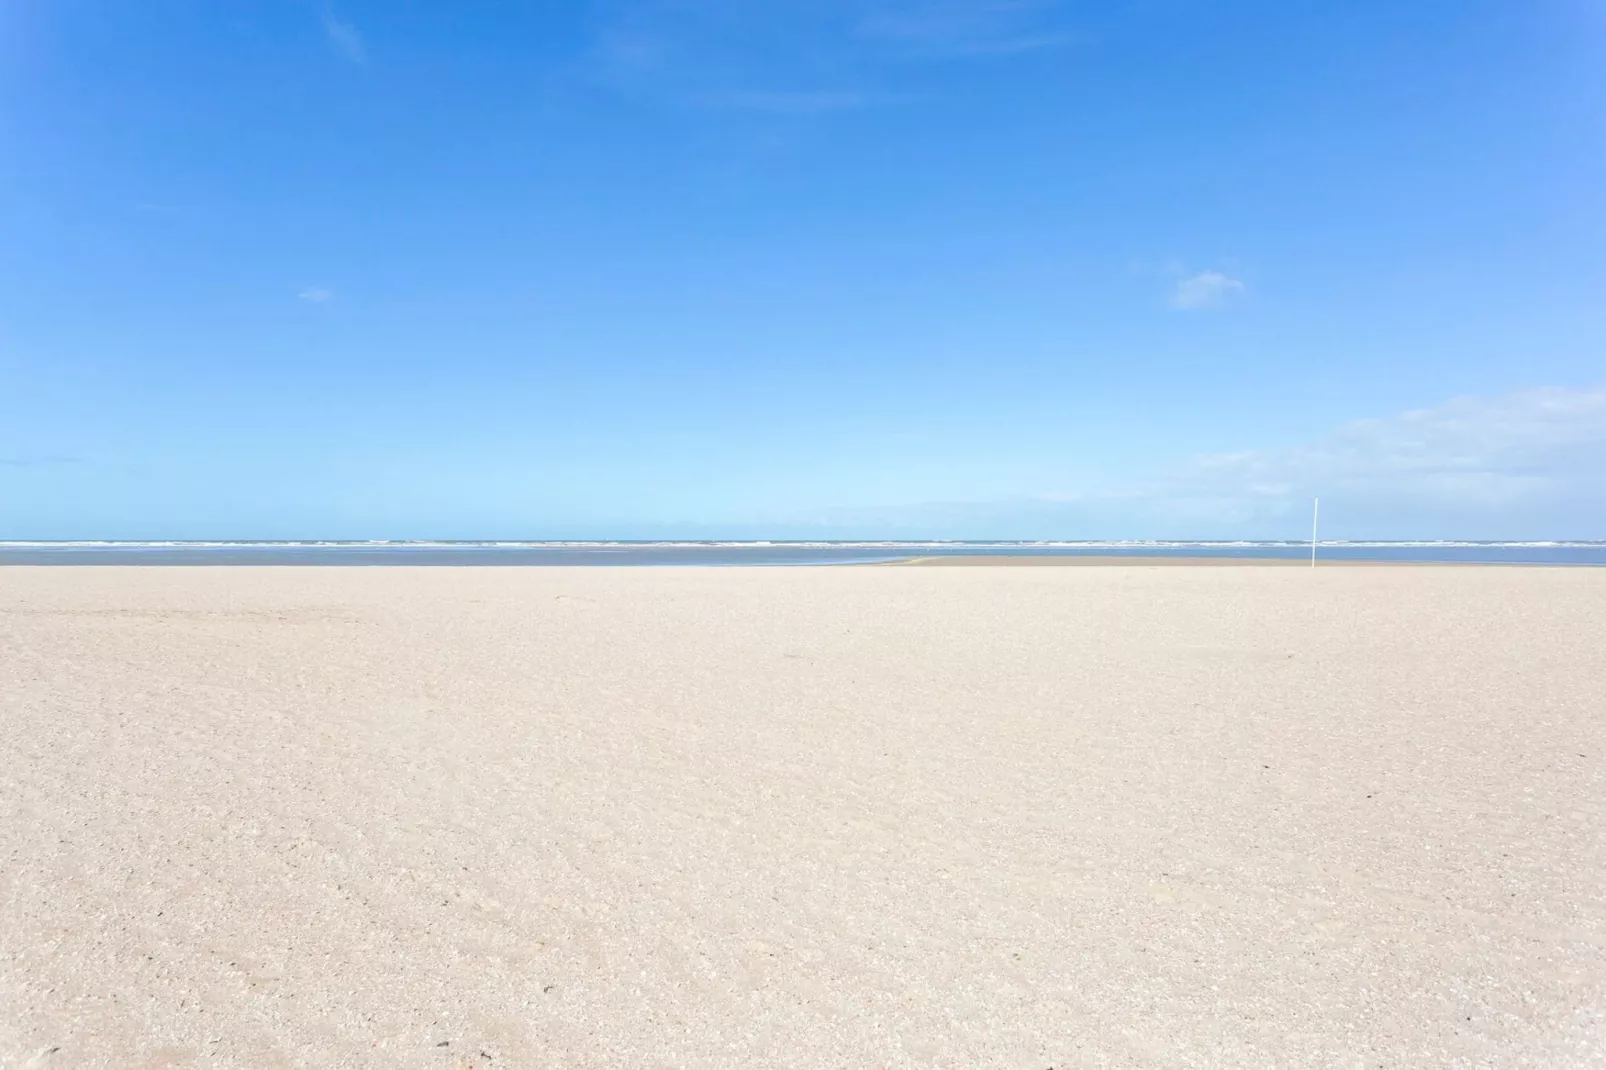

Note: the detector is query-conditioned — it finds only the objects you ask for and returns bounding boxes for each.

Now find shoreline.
[0,555,1594,568]
[3,541,1603,568]
[890,554,1498,566]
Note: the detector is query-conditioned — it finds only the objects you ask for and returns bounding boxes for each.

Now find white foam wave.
[3,539,1604,550]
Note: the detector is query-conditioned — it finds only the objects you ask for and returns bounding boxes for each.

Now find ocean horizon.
[2,540,1603,566]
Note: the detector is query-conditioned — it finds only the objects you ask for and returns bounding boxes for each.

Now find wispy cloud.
[0,455,83,468]
[1170,270,1245,310]
[298,287,334,304]
[858,1,1071,58]
[577,0,1070,114]
[692,89,910,114]
[1175,385,1606,505]
[320,10,367,65]
[1105,384,1606,532]
[767,384,1606,538]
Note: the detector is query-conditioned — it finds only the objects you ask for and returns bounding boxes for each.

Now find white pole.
[1310,497,1319,567]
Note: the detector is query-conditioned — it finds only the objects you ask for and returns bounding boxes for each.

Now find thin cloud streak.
[934,33,1071,57]
[0,455,84,468]
[321,11,367,65]
[691,89,912,114]
[1170,270,1245,310]
[577,0,1070,113]
[857,1,1070,58]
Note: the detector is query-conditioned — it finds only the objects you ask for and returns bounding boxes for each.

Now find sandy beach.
[2,565,1602,1068]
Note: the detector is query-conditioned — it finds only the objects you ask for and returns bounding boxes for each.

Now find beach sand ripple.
[2,566,1603,1067]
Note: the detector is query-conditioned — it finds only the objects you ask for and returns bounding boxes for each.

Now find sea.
[1,541,1603,566]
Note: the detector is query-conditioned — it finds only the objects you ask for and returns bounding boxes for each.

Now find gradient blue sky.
[3,1,1604,539]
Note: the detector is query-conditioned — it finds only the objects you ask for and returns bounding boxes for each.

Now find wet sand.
[893,555,1364,565]
[2,566,1603,1067]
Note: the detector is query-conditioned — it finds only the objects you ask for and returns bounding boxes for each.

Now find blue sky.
[2,0,1604,539]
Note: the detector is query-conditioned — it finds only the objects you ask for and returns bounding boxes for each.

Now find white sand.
[1,565,1603,1068]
